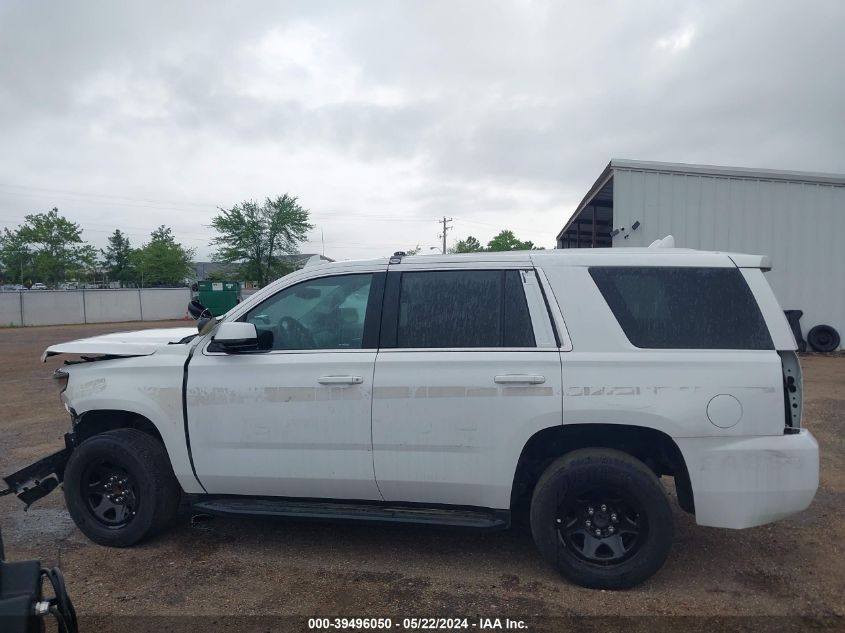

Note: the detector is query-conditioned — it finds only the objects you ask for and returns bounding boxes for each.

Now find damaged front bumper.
[0,433,74,509]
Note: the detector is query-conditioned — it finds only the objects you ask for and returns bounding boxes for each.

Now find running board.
[191,498,510,530]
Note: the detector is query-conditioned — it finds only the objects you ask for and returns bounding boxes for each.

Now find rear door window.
[395,270,536,348]
[589,266,773,350]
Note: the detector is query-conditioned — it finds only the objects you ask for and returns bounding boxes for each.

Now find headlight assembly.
[52,367,69,393]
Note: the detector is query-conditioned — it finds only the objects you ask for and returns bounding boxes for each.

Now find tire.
[63,429,181,547]
[530,448,673,590]
[807,325,840,353]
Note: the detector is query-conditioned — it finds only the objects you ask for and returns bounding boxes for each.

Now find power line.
[0,182,217,209]
[452,215,542,235]
[0,185,436,224]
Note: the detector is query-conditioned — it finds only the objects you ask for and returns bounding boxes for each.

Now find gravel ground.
[1,322,843,632]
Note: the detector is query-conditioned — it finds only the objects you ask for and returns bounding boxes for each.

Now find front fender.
[62,352,204,494]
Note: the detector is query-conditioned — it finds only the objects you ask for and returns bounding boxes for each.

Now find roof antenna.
[648,235,675,249]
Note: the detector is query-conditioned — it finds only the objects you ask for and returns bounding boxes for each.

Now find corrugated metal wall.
[612,168,845,345]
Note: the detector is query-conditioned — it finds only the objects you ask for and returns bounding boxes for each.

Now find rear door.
[371,264,562,510]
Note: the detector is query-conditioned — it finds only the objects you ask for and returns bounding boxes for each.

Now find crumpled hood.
[42,327,197,362]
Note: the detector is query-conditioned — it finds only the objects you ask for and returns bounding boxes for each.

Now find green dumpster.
[197,280,241,316]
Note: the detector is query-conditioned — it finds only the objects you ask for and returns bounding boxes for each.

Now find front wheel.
[530,448,673,589]
[63,429,181,547]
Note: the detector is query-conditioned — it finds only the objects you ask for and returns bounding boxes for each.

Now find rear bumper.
[676,430,819,529]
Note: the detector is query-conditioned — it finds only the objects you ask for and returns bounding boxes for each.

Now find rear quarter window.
[589,266,773,350]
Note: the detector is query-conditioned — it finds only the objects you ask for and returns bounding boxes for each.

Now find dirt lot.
[1,321,844,632]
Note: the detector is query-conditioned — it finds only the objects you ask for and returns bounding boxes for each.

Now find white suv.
[2,246,819,589]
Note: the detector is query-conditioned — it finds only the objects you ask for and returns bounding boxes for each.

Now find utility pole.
[438,216,453,254]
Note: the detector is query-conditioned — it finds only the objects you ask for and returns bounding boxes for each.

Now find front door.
[187,270,386,499]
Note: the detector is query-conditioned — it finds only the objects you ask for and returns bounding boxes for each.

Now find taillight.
[778,351,802,432]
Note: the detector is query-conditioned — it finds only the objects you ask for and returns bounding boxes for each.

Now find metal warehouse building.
[556,159,845,348]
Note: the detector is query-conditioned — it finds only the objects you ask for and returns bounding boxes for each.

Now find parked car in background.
[2,243,819,590]
[29,283,48,290]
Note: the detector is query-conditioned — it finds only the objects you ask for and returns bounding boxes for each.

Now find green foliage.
[0,208,94,285]
[450,231,542,254]
[132,225,195,286]
[101,229,136,284]
[0,228,32,284]
[453,235,484,253]
[486,230,541,252]
[210,194,314,286]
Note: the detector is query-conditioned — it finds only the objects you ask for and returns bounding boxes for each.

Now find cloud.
[657,26,696,52]
[0,0,842,260]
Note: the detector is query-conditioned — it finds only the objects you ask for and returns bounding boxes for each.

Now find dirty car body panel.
[3,249,819,538]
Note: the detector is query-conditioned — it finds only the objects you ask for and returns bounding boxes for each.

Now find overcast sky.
[1,1,843,260]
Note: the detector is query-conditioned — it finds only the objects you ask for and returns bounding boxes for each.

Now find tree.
[210,194,314,286]
[1,208,95,285]
[0,228,32,285]
[452,235,484,253]
[132,225,195,286]
[486,229,540,252]
[101,229,136,285]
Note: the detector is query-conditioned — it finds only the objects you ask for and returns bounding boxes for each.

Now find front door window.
[245,274,373,350]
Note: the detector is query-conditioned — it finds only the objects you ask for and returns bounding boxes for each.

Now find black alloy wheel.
[63,428,181,547]
[556,487,645,565]
[81,459,139,528]
[530,448,673,589]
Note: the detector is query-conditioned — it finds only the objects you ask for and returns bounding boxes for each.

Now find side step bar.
[191,498,510,530]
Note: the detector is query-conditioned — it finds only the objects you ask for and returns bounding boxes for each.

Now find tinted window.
[245,274,373,350]
[503,270,536,347]
[397,270,535,348]
[589,266,772,350]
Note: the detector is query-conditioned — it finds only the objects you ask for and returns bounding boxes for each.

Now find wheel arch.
[73,409,164,445]
[511,423,694,515]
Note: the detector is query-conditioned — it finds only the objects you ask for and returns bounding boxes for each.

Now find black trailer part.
[0,433,74,509]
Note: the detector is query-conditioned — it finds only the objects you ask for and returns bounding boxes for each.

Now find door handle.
[318,375,364,385]
[494,374,546,384]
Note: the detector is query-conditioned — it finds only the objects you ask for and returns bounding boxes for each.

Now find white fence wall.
[0,292,23,326]
[139,288,190,321]
[22,291,86,327]
[83,290,144,323]
[0,288,191,327]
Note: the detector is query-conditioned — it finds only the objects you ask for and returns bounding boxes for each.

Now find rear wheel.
[530,448,673,589]
[63,429,181,547]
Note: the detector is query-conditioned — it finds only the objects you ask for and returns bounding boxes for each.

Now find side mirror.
[212,322,258,353]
